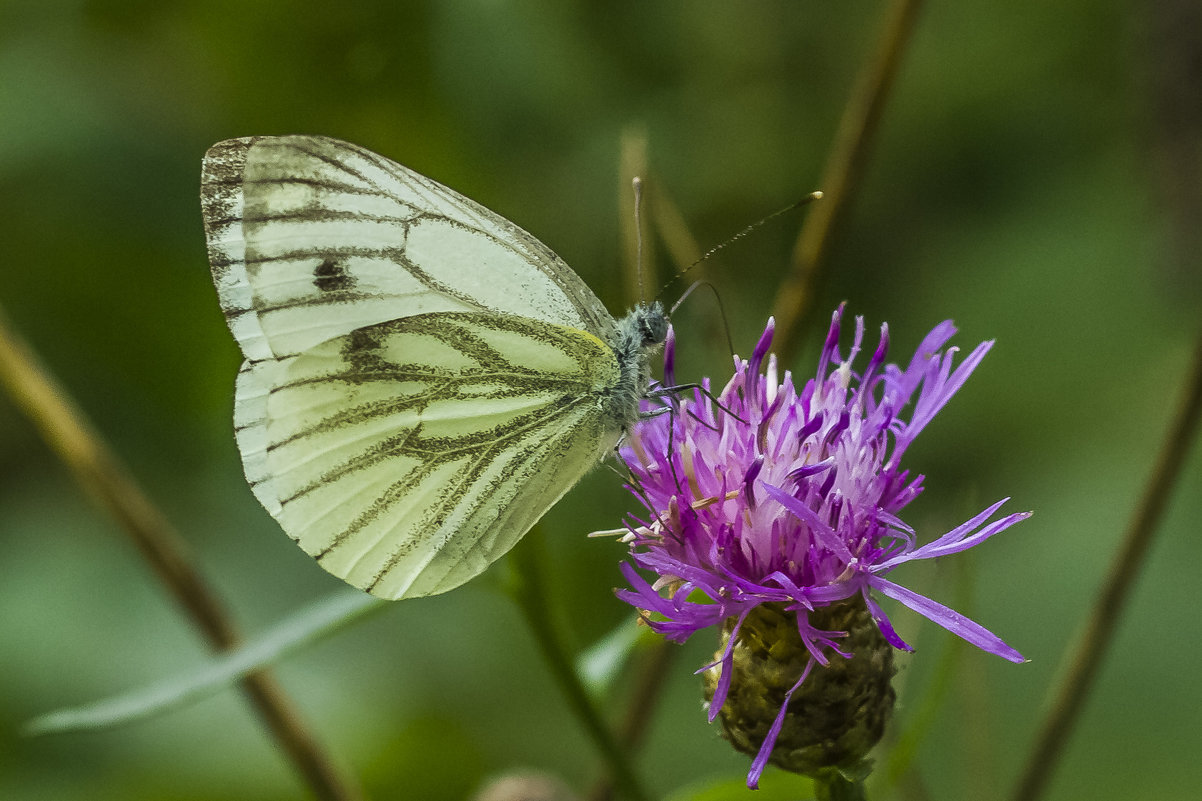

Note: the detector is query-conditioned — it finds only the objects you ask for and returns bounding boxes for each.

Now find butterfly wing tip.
[205,137,261,159]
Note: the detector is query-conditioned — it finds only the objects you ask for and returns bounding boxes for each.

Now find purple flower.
[617,306,1029,787]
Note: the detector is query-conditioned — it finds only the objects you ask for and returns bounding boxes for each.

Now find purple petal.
[761,483,854,562]
[743,455,765,510]
[745,660,816,789]
[868,576,1025,663]
[707,608,751,721]
[748,319,775,379]
[815,305,844,383]
[907,510,1031,563]
[902,340,993,446]
[901,320,958,391]
[845,315,866,366]
[873,497,1011,570]
[663,326,677,387]
[862,589,912,651]
[788,457,834,480]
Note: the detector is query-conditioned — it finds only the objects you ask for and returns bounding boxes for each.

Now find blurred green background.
[2,1,1199,799]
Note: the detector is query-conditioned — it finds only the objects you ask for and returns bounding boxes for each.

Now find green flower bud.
[702,598,896,780]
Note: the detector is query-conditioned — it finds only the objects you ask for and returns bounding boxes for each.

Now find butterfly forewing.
[255,313,623,598]
[202,135,616,363]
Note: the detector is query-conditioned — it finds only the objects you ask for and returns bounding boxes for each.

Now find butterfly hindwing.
[245,312,624,599]
[232,359,280,516]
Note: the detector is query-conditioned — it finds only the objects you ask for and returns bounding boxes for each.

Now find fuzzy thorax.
[609,301,668,426]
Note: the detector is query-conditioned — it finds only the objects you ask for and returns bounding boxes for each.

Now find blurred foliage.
[2,1,1200,800]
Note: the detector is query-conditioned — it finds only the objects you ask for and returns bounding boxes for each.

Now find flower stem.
[587,639,676,801]
[507,528,651,801]
[772,0,925,365]
[0,305,361,801]
[814,769,868,801]
[1011,326,1202,801]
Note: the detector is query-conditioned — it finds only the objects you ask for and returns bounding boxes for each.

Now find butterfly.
[200,135,667,600]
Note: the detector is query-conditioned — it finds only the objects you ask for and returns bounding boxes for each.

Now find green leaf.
[26,589,385,735]
[576,615,651,696]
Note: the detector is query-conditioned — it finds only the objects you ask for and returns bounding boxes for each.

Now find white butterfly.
[201,135,667,600]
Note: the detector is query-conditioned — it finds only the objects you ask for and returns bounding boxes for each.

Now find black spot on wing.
[314,258,357,293]
[342,326,393,375]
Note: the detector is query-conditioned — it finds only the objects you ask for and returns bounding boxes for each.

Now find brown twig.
[1011,328,1202,801]
[771,0,925,365]
[0,306,361,801]
[1144,0,1202,284]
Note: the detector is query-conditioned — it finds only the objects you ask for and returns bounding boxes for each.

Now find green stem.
[587,639,675,801]
[507,528,651,801]
[814,769,868,801]
[1011,327,1202,801]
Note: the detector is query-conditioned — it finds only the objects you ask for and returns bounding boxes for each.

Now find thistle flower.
[616,306,1029,788]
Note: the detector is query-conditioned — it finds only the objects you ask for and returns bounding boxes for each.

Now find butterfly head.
[635,300,669,348]
[615,301,669,366]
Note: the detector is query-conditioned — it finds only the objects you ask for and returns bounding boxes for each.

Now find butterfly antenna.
[670,280,736,357]
[633,176,646,301]
[659,191,824,298]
